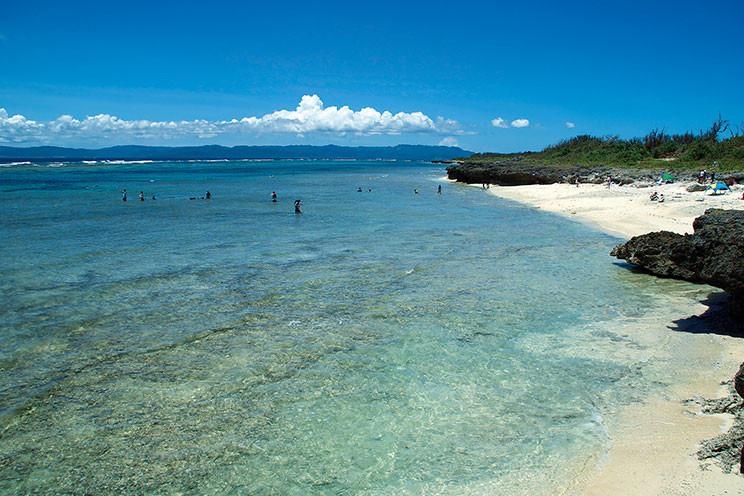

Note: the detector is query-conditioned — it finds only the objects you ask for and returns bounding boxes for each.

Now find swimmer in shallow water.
[271,191,277,202]
[294,199,302,213]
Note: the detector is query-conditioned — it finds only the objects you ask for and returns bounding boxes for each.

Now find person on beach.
[122,189,127,201]
[699,170,705,184]
[649,191,658,201]
[139,191,144,201]
[294,199,301,213]
[271,191,277,202]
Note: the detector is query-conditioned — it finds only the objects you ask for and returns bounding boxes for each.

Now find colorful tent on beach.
[707,182,731,194]
[661,173,674,183]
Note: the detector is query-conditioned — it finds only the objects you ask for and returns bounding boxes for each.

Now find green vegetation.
[465,116,744,171]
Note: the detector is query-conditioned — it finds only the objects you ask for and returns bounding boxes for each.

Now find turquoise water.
[0,160,708,494]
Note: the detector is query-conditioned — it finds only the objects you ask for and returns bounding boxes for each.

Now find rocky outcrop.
[736,363,744,399]
[696,380,744,473]
[446,161,661,186]
[446,161,744,187]
[610,209,744,324]
[686,183,709,192]
[446,162,577,185]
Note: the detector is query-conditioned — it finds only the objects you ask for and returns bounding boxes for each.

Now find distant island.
[456,116,744,172]
[0,144,472,163]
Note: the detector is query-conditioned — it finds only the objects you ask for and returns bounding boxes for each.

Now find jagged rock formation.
[446,161,658,185]
[610,209,744,323]
[736,363,744,399]
[445,161,744,187]
[696,380,744,472]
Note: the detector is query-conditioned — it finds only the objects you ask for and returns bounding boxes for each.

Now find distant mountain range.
[0,144,471,162]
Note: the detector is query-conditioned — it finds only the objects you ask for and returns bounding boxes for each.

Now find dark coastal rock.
[696,381,744,473]
[445,161,661,186]
[446,161,575,185]
[610,209,744,325]
[445,161,744,188]
[736,363,744,399]
[686,183,709,192]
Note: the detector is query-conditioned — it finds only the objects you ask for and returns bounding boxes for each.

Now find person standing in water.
[122,189,127,201]
[294,199,302,213]
[206,190,211,199]
[271,191,277,202]
[139,191,145,201]
[437,185,442,194]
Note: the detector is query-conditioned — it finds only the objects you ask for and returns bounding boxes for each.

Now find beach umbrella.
[707,182,731,194]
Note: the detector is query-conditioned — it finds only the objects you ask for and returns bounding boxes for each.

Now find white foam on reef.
[103,160,155,165]
[0,161,32,166]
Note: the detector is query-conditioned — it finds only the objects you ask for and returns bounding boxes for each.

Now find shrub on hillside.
[685,140,711,161]
[653,141,681,158]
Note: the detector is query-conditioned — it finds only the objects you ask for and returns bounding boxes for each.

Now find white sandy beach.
[480,180,744,494]
[486,180,744,239]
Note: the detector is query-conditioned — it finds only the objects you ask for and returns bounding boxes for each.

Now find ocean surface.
[0,160,715,494]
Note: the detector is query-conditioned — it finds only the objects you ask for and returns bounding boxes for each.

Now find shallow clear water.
[0,160,711,494]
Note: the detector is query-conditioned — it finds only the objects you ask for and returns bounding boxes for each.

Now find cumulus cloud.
[438,137,459,147]
[492,117,531,129]
[565,121,575,128]
[0,95,464,144]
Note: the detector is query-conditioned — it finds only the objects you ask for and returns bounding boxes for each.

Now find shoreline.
[469,179,744,493]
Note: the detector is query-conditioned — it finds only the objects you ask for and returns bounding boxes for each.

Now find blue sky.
[1,0,742,152]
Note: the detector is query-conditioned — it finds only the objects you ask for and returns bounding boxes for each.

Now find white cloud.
[491,117,508,128]
[0,95,464,144]
[565,121,575,128]
[438,137,459,147]
[510,119,530,128]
